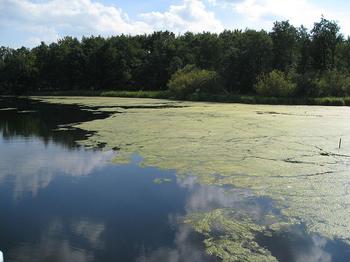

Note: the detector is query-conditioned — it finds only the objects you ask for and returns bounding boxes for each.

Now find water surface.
[0,98,349,261]
[0,98,214,262]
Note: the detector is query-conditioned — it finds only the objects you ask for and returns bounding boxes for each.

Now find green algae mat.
[33,96,350,261]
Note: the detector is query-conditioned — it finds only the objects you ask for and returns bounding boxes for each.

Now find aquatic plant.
[153,178,172,184]
[33,96,350,260]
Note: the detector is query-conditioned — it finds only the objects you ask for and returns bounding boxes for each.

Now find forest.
[1,17,350,100]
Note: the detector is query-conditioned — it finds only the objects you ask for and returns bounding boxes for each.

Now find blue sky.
[1,0,350,48]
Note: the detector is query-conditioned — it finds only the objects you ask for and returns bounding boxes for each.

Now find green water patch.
[179,182,293,261]
[154,178,172,184]
[32,96,350,260]
[186,209,278,261]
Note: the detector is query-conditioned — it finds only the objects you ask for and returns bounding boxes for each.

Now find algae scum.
[4,96,350,261]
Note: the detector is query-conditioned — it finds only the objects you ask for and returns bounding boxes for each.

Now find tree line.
[1,17,350,98]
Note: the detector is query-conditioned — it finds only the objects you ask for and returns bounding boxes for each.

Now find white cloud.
[140,0,224,33]
[0,0,152,35]
[2,0,350,47]
[0,0,224,47]
[234,0,324,27]
[0,0,152,47]
[208,0,350,35]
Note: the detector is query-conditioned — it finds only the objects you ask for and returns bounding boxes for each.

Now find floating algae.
[33,96,350,259]
[186,209,278,262]
[154,178,172,184]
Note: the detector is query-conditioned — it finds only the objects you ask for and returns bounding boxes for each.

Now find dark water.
[0,97,350,262]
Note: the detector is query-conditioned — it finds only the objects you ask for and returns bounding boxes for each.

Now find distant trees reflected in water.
[0,98,110,149]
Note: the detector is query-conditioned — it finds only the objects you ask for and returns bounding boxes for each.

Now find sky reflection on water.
[1,98,350,261]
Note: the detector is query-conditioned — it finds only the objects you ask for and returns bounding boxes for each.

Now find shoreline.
[3,90,350,106]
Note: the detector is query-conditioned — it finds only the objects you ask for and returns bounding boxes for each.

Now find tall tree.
[1,47,37,94]
[335,37,350,71]
[311,17,342,70]
[296,25,312,74]
[270,21,298,72]
[138,31,177,90]
[234,30,273,93]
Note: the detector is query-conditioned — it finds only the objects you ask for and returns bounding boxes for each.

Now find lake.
[1,97,350,261]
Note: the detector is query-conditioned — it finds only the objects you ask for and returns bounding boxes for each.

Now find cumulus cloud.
[0,0,152,46]
[1,0,151,33]
[0,0,223,47]
[233,0,325,27]
[207,0,350,35]
[140,0,224,33]
[2,0,350,47]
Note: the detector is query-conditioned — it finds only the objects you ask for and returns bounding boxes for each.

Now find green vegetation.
[153,178,172,184]
[315,70,350,96]
[27,89,350,107]
[100,90,168,99]
[187,209,278,261]
[33,96,350,259]
[255,70,297,97]
[29,89,168,99]
[167,65,223,99]
[2,17,350,103]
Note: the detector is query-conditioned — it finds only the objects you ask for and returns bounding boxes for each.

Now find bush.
[255,70,297,97]
[167,65,223,99]
[100,90,168,99]
[314,70,350,96]
[314,97,346,106]
[295,72,320,97]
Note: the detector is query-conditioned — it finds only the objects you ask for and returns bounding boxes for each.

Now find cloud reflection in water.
[0,137,114,197]
[7,218,105,262]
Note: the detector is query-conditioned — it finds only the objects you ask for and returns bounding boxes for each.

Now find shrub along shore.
[26,90,350,107]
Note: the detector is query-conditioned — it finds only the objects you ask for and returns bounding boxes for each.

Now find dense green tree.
[0,47,37,94]
[80,36,106,89]
[137,31,177,90]
[311,17,342,70]
[270,21,298,71]
[31,42,50,89]
[296,25,313,74]
[1,18,350,98]
[335,38,350,71]
[218,30,241,93]
[191,33,222,70]
[233,30,273,93]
